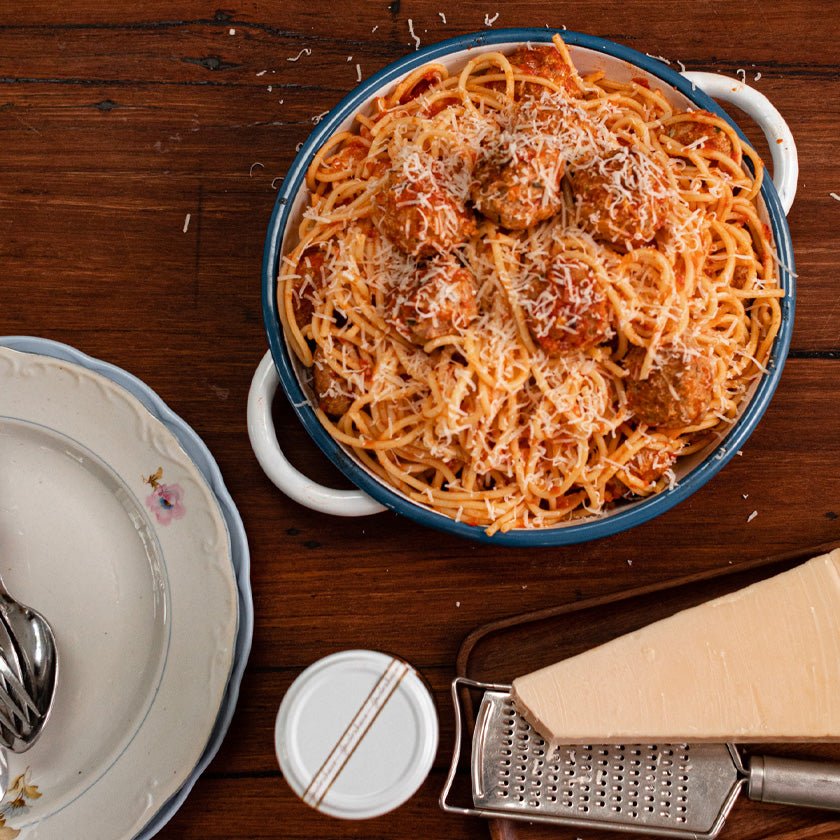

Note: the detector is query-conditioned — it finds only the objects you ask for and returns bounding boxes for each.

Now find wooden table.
[2,2,839,838]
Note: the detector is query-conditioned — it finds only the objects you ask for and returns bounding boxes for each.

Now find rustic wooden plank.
[3,2,840,839]
[2,0,840,71]
[154,763,840,840]
[169,654,840,839]
[228,360,840,672]
[153,768,489,839]
[2,74,838,349]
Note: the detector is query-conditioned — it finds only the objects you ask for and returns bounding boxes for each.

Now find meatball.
[386,258,478,345]
[570,146,671,246]
[371,159,476,257]
[471,146,565,230]
[506,44,581,98]
[627,443,678,486]
[471,102,572,230]
[291,247,326,329]
[319,138,370,179]
[520,256,611,354]
[312,342,369,417]
[397,68,444,105]
[624,344,713,428]
[730,260,755,289]
[666,111,734,157]
[605,441,678,500]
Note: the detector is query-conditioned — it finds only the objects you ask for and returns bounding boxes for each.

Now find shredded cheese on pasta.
[278,36,781,534]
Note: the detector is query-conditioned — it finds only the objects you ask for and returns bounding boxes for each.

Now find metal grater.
[440,678,840,838]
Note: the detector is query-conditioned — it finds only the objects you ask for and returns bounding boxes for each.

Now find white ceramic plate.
[0,344,242,839]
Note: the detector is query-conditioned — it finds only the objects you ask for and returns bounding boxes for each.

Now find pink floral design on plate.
[143,467,186,525]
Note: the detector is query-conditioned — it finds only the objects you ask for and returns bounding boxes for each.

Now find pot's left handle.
[247,350,387,516]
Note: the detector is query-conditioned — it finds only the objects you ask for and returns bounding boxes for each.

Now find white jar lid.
[275,649,438,819]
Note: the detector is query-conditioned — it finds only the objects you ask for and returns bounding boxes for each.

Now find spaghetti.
[278,36,783,534]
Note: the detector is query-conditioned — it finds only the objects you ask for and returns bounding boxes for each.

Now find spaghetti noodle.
[278,36,782,534]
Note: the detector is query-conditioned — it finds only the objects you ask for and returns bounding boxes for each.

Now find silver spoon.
[0,575,58,752]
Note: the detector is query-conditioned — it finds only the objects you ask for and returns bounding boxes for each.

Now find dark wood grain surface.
[2,2,839,838]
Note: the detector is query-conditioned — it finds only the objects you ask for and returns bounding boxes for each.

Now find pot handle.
[681,71,798,215]
[247,350,387,516]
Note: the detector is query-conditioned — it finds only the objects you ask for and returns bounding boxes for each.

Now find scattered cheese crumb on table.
[182,213,191,233]
[408,18,420,49]
[747,510,758,523]
[287,48,311,62]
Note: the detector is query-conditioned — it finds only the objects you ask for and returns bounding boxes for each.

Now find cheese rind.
[511,549,840,743]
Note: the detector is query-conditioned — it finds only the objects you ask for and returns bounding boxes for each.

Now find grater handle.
[440,677,513,815]
[748,755,840,811]
[439,678,469,814]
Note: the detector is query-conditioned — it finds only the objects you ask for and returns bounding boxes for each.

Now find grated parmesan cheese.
[408,19,420,50]
[287,48,312,62]
[277,39,781,534]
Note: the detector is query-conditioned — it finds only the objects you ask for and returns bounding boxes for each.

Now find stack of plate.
[0,336,252,839]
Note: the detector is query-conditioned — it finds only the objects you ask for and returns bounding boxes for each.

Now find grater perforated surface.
[471,690,742,837]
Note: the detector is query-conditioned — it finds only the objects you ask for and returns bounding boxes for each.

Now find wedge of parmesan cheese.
[511,549,840,743]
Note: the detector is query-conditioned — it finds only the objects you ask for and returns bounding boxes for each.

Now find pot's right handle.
[681,71,798,215]
[247,350,386,516]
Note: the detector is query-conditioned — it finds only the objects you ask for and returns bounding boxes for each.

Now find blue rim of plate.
[0,335,253,838]
[261,28,796,547]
